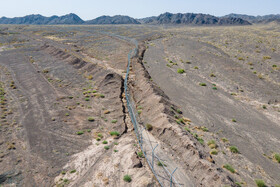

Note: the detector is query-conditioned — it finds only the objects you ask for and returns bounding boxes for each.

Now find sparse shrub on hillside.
[123,175,132,182]
[232,119,237,122]
[88,117,95,122]
[223,164,235,173]
[210,149,218,155]
[194,66,199,69]
[199,83,207,86]
[272,64,277,68]
[110,131,120,136]
[238,57,245,61]
[111,119,117,123]
[177,68,185,74]
[210,73,216,77]
[76,131,84,135]
[255,179,266,187]
[70,169,76,173]
[157,161,167,167]
[104,146,110,150]
[137,151,144,158]
[146,124,153,131]
[221,138,228,143]
[263,56,271,60]
[229,146,239,153]
[274,153,280,163]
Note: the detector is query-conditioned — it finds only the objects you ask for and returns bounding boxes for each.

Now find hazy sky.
[1,0,279,20]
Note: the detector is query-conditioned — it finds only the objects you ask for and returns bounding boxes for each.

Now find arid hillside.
[0,24,279,187]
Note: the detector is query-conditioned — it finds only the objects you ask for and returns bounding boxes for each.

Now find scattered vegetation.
[102,140,108,144]
[104,146,110,150]
[157,161,167,167]
[177,68,185,74]
[123,175,132,182]
[110,131,120,136]
[111,119,117,123]
[232,119,237,122]
[210,149,218,155]
[70,169,76,173]
[274,153,280,163]
[223,164,236,173]
[137,151,144,158]
[146,124,153,131]
[255,179,266,187]
[263,56,271,60]
[199,83,207,86]
[229,146,239,153]
[76,131,84,135]
[87,117,95,122]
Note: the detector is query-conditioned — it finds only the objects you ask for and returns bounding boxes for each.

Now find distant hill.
[86,15,140,24]
[223,13,280,23]
[139,12,251,25]
[0,13,84,25]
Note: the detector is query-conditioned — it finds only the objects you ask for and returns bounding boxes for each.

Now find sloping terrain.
[142,25,280,186]
[139,12,251,25]
[0,13,84,25]
[0,24,279,187]
[223,14,280,24]
[86,15,141,25]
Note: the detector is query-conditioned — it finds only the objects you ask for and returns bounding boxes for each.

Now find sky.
[1,0,279,20]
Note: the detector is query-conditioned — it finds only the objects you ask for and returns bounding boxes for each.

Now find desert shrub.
[123,175,132,182]
[97,133,103,138]
[212,87,217,90]
[210,73,216,77]
[146,124,153,131]
[207,140,216,146]
[232,119,237,122]
[176,109,182,114]
[104,146,110,150]
[157,161,167,167]
[114,149,118,152]
[88,117,95,122]
[96,137,101,141]
[110,131,120,136]
[263,56,271,60]
[229,146,239,153]
[137,151,144,158]
[137,110,142,114]
[184,127,190,132]
[76,131,84,135]
[102,140,108,144]
[199,83,207,86]
[272,64,277,67]
[61,171,66,175]
[255,179,266,187]
[274,153,280,163]
[238,57,245,61]
[210,149,218,155]
[197,137,204,144]
[262,105,267,109]
[201,126,208,132]
[111,119,117,123]
[177,68,185,74]
[84,98,90,101]
[221,138,228,143]
[194,66,199,69]
[223,164,235,173]
[70,169,76,173]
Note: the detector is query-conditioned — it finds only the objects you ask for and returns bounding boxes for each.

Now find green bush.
[210,149,218,155]
[137,151,144,158]
[76,131,84,135]
[87,117,95,122]
[146,124,153,131]
[104,146,110,150]
[85,98,90,101]
[110,131,120,136]
[223,164,235,173]
[229,146,239,153]
[177,68,185,74]
[102,140,108,144]
[97,133,103,138]
[111,119,117,123]
[255,179,266,187]
[123,175,132,182]
[207,140,216,146]
[199,83,207,86]
[157,161,167,167]
[70,169,76,173]
[274,153,280,163]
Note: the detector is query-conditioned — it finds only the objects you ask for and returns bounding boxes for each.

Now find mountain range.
[0,12,279,25]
